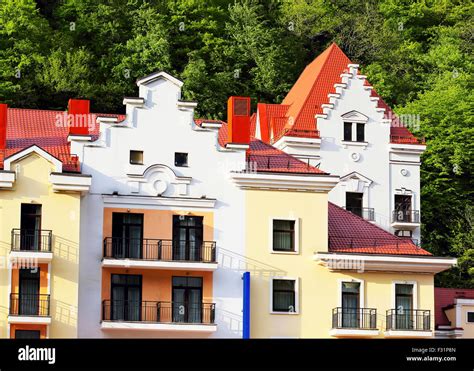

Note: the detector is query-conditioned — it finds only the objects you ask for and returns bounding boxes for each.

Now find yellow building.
[232,142,456,338]
[0,103,93,338]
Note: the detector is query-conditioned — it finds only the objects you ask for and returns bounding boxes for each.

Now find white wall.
[74,73,247,338]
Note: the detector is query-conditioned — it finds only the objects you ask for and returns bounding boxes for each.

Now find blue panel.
[242,272,250,339]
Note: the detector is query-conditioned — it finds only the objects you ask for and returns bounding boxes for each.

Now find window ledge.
[271,251,299,255]
[270,311,299,315]
[341,141,369,149]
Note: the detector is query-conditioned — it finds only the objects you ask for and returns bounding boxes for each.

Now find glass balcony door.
[395,284,414,329]
[172,216,203,261]
[345,192,363,218]
[19,268,40,315]
[112,213,143,259]
[172,276,203,323]
[110,274,142,321]
[20,204,42,251]
[341,282,360,328]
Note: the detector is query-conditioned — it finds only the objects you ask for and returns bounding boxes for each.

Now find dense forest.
[0,0,472,287]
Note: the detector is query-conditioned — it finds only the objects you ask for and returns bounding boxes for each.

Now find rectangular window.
[272,279,296,313]
[175,152,188,167]
[15,330,41,339]
[395,230,412,238]
[272,220,295,252]
[130,150,144,165]
[345,192,363,217]
[468,312,474,323]
[356,123,365,142]
[343,122,352,141]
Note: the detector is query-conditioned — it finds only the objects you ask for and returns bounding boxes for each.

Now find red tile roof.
[0,108,124,172]
[202,119,328,175]
[435,287,474,327]
[328,202,431,256]
[258,43,422,145]
[248,139,327,175]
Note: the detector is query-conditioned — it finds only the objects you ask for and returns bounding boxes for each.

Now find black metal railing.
[332,307,377,329]
[11,229,52,252]
[103,238,216,263]
[245,154,320,172]
[386,309,430,331]
[102,300,216,324]
[10,293,50,316]
[343,207,375,221]
[329,236,420,252]
[392,210,420,223]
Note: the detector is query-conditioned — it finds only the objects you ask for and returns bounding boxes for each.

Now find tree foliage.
[0,0,472,286]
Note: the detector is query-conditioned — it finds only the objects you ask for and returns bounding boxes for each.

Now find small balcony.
[10,229,53,263]
[329,307,379,337]
[101,300,217,332]
[343,207,375,221]
[102,238,218,271]
[385,309,432,338]
[391,210,421,229]
[8,293,51,325]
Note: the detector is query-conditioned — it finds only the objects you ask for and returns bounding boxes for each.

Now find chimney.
[0,103,7,150]
[68,99,90,136]
[227,96,251,144]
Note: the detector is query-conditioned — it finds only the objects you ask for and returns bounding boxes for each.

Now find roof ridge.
[291,44,344,128]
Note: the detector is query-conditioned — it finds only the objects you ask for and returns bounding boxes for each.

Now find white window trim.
[391,281,418,310]
[337,278,365,308]
[269,277,300,315]
[269,217,300,255]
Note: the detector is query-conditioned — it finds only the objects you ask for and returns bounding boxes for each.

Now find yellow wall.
[245,189,435,338]
[461,306,474,338]
[0,154,81,338]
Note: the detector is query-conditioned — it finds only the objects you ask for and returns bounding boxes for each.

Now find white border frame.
[269,217,300,255]
[269,277,300,315]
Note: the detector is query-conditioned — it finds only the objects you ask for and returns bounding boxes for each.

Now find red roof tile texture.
[328,202,431,256]
[258,43,422,145]
[0,108,124,172]
[435,287,474,327]
[202,119,327,175]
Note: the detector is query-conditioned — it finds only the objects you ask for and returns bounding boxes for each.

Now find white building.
[255,43,426,243]
[71,72,250,338]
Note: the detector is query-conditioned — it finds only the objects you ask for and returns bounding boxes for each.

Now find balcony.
[10,229,53,263]
[8,293,51,325]
[385,309,432,338]
[391,210,421,229]
[343,207,375,221]
[101,300,217,332]
[102,238,218,271]
[329,307,379,337]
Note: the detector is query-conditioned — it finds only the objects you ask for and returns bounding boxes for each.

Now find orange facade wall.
[102,208,214,241]
[11,263,49,294]
[101,268,213,303]
[10,324,47,339]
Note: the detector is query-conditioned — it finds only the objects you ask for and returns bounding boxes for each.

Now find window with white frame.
[270,218,299,253]
[271,278,298,313]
